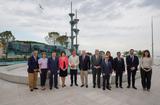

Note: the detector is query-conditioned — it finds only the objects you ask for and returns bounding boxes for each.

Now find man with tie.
[113,52,125,88]
[91,49,102,88]
[126,49,139,89]
[101,55,112,90]
[48,51,59,89]
[79,50,90,88]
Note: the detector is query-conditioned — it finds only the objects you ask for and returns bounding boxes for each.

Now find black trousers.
[127,69,137,87]
[40,69,48,87]
[103,74,110,90]
[49,72,58,88]
[115,72,123,87]
[141,69,152,89]
[92,68,101,87]
[70,69,78,84]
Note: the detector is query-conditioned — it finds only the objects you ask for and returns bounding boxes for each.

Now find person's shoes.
[107,88,111,90]
[116,85,119,88]
[86,85,88,88]
[120,86,123,89]
[127,86,130,88]
[30,89,33,92]
[55,87,59,89]
[81,85,84,87]
[132,86,137,90]
[50,87,52,90]
[70,84,73,87]
[103,88,105,90]
[34,87,38,89]
[98,86,101,88]
[75,84,78,86]
[93,85,96,88]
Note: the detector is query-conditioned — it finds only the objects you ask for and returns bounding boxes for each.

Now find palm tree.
[56,35,68,47]
[45,32,60,45]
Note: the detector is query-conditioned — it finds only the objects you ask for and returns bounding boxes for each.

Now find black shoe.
[50,87,52,90]
[116,85,119,88]
[75,84,78,86]
[107,88,111,90]
[93,85,96,88]
[98,86,101,88]
[86,85,88,88]
[103,88,105,90]
[127,86,130,88]
[70,84,73,87]
[120,86,123,89]
[81,85,84,87]
[34,87,38,90]
[30,89,33,92]
[132,86,137,90]
[55,87,59,89]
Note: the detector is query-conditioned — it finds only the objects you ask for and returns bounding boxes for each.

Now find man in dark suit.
[126,49,139,89]
[48,51,59,90]
[79,50,90,88]
[101,55,112,90]
[91,49,102,88]
[27,50,39,91]
[114,52,125,88]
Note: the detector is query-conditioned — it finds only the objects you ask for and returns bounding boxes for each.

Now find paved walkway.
[0,66,160,105]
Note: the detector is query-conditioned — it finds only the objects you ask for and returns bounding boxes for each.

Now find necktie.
[132,56,134,62]
[83,55,85,61]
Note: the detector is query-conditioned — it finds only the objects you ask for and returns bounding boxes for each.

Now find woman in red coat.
[59,51,69,87]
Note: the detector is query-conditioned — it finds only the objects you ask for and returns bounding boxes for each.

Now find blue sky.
[0,0,160,56]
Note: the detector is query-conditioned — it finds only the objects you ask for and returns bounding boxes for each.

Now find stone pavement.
[0,65,160,105]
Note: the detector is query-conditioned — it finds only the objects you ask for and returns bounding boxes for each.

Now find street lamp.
[73,10,80,53]
[151,16,154,60]
[69,2,80,52]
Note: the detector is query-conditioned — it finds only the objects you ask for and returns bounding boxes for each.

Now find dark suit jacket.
[79,55,90,70]
[27,56,39,73]
[91,55,102,69]
[48,57,59,74]
[126,55,139,71]
[113,57,125,73]
[101,59,112,75]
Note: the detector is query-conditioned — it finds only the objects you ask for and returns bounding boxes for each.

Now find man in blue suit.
[126,49,139,89]
[101,55,113,90]
[48,51,59,89]
[27,50,39,92]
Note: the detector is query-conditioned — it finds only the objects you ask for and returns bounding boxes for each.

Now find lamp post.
[69,2,80,52]
[69,2,75,50]
[151,16,154,61]
[73,9,80,53]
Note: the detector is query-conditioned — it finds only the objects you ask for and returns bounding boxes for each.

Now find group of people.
[27,49,153,92]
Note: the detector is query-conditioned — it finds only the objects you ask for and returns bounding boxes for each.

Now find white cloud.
[0,0,160,56]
